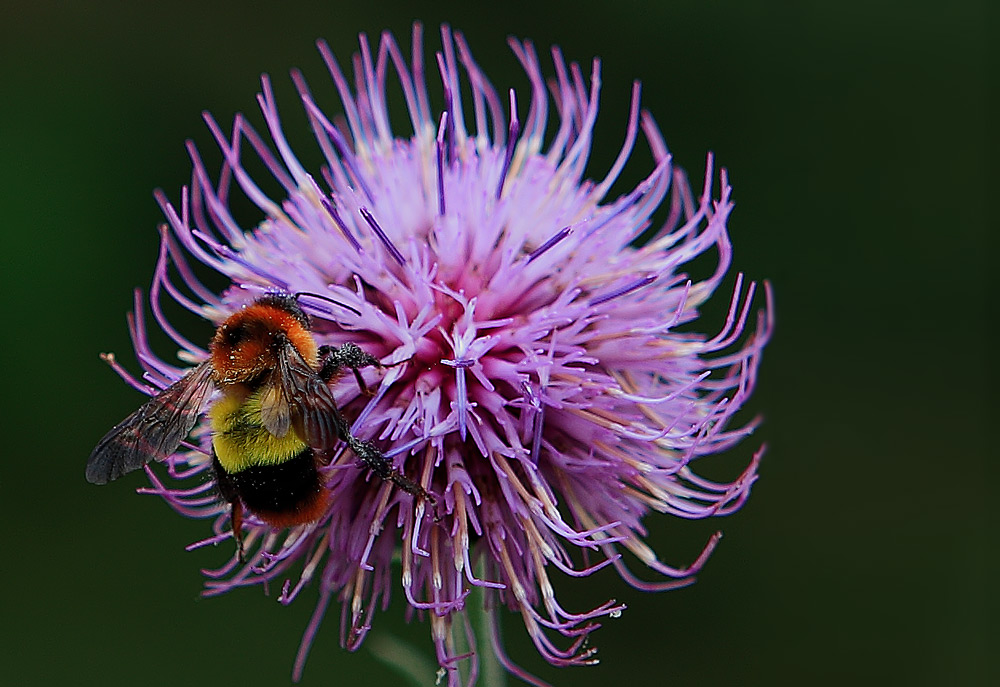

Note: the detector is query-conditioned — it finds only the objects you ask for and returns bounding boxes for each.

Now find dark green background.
[1,1,990,685]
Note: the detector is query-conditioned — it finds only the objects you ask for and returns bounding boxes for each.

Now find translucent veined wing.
[86,361,214,485]
[258,373,293,439]
[260,343,346,450]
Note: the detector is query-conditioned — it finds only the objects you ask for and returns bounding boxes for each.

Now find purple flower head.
[110,24,772,686]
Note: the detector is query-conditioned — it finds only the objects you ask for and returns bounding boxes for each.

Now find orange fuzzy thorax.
[209,303,319,385]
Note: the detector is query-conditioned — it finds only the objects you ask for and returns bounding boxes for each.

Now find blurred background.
[0,1,990,685]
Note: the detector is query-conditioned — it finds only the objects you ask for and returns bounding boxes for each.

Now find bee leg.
[344,433,435,506]
[318,342,385,394]
[231,503,247,563]
[212,449,246,562]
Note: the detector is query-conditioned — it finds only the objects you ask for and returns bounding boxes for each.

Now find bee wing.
[86,361,214,485]
[258,375,293,439]
[262,343,344,450]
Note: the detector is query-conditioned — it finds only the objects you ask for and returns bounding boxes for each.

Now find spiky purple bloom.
[113,24,772,686]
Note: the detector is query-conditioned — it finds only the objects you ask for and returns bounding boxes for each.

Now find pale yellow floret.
[209,392,306,473]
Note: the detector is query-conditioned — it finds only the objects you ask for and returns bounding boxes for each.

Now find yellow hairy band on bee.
[210,393,307,473]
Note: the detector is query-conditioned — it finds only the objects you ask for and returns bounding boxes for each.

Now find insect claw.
[427,493,443,523]
[352,368,373,396]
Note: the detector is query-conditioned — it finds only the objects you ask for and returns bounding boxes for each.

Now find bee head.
[210,296,319,385]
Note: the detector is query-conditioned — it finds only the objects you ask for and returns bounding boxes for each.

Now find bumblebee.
[87,294,430,553]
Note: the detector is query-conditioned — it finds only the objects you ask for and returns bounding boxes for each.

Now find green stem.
[368,632,438,687]
[472,560,507,687]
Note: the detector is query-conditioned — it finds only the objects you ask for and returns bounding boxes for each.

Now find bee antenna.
[294,291,362,317]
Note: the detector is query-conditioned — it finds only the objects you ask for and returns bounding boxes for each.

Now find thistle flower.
[111,23,772,686]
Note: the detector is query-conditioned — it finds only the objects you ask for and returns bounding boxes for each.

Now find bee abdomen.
[212,449,328,528]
